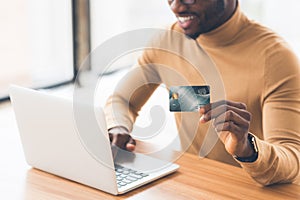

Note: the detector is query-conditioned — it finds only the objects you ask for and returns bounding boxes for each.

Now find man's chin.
[184,31,200,40]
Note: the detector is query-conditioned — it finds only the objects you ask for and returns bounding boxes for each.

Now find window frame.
[0,0,91,102]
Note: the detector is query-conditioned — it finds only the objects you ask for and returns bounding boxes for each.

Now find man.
[105,0,300,185]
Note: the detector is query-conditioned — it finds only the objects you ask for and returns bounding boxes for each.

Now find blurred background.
[0,0,299,100]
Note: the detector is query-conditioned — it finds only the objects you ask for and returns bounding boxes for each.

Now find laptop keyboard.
[114,164,149,188]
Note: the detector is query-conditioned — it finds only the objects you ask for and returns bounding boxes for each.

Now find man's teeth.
[178,16,195,23]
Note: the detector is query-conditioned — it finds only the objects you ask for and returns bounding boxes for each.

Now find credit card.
[169,86,210,112]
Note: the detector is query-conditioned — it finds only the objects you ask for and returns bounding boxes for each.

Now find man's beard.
[216,0,226,13]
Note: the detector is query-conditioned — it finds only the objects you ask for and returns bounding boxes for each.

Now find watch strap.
[234,133,258,162]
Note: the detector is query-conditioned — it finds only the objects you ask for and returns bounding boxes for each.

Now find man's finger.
[215,121,249,139]
[215,122,245,139]
[200,100,247,114]
[200,105,251,123]
[213,110,251,128]
[126,137,136,151]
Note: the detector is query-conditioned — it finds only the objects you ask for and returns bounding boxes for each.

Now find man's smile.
[177,15,197,29]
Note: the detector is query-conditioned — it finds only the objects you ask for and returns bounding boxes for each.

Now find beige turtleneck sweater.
[104,6,300,186]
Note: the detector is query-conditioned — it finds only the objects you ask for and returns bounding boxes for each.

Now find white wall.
[241,0,300,56]
[91,0,300,70]
[90,0,176,71]
[90,0,176,50]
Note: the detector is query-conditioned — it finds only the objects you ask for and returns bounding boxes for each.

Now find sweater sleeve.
[237,43,300,186]
[104,49,161,132]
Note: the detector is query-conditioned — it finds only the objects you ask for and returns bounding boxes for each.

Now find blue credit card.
[169,86,210,112]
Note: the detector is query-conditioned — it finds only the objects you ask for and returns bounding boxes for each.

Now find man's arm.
[238,45,300,185]
[200,97,300,186]
[104,50,161,151]
[200,46,300,186]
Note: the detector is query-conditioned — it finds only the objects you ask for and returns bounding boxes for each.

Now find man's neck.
[217,0,238,31]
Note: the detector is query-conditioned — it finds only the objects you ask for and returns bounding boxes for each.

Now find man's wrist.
[234,133,258,162]
[108,126,129,134]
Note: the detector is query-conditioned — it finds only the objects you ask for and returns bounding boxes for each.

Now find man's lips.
[177,15,196,29]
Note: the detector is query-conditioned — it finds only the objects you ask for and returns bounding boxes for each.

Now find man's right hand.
[108,126,136,152]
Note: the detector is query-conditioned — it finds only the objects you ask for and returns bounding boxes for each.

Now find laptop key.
[120,174,127,178]
[122,179,133,184]
[119,182,127,187]
[140,173,149,177]
[129,174,143,179]
[126,176,137,182]
[116,172,121,177]
[123,170,130,175]
[133,172,149,177]
[115,164,150,188]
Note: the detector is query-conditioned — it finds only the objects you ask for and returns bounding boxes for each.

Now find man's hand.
[199,100,254,158]
[108,126,136,155]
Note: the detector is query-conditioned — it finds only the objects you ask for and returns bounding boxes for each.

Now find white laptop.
[9,85,179,195]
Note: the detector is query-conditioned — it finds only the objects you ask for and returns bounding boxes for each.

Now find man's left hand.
[199,100,254,158]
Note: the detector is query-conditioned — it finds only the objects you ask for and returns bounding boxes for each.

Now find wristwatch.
[108,126,129,134]
[234,133,259,162]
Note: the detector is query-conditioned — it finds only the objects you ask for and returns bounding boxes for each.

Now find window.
[0,0,74,100]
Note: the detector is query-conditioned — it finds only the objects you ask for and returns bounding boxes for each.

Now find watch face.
[249,134,258,153]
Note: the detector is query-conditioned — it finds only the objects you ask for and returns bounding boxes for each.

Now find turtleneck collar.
[196,3,249,48]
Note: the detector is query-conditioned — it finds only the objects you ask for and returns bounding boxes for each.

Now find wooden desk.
[1,101,300,200]
[21,153,299,200]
